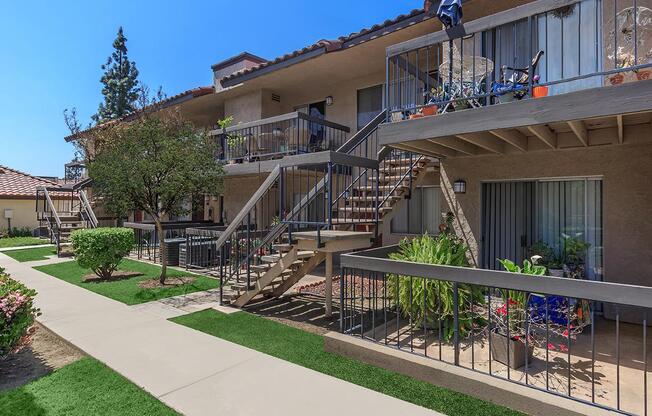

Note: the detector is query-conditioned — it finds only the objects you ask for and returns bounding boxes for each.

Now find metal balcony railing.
[386,0,652,121]
[213,112,350,162]
[341,245,652,415]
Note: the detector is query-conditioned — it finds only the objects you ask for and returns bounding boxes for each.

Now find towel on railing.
[437,0,463,28]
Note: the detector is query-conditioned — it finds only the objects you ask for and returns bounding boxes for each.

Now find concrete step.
[338,206,392,213]
[346,195,402,203]
[271,243,293,252]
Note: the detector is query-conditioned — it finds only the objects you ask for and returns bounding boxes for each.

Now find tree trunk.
[155,218,167,284]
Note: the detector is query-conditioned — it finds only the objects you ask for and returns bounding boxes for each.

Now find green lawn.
[0,357,178,416]
[0,237,50,249]
[35,259,219,305]
[2,246,57,262]
[171,310,523,416]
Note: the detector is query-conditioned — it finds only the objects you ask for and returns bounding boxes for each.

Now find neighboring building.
[0,165,67,232]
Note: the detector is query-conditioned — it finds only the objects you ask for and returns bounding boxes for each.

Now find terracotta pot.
[409,113,424,119]
[421,104,438,116]
[490,331,534,370]
[548,268,564,278]
[636,70,651,81]
[609,73,625,85]
[532,86,548,98]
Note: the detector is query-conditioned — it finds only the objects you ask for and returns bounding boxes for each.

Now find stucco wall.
[224,90,264,124]
[439,142,652,287]
[0,198,39,232]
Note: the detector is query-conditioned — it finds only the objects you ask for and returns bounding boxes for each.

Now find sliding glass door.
[482,178,603,280]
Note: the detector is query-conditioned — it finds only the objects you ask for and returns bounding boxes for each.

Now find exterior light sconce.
[453,179,466,194]
[325,96,334,106]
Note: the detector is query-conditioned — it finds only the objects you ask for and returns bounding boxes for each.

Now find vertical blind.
[391,186,442,234]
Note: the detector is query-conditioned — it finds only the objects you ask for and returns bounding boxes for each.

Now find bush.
[387,233,485,342]
[0,267,39,357]
[71,228,134,279]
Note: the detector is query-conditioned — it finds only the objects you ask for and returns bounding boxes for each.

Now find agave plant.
[387,233,485,342]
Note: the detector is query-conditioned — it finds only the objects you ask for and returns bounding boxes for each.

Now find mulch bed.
[138,276,196,289]
[0,323,85,392]
[296,275,386,298]
[82,271,144,283]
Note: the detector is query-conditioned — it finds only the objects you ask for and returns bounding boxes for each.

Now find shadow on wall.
[440,164,479,267]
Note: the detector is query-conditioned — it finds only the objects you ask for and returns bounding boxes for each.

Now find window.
[391,186,442,234]
[357,85,383,130]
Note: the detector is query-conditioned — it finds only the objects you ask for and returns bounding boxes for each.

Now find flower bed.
[0,267,39,357]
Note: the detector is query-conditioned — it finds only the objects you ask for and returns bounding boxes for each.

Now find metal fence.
[213,112,350,162]
[386,0,652,120]
[341,245,652,415]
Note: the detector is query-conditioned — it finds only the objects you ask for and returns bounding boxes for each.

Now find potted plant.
[527,241,563,277]
[491,258,546,369]
[560,233,591,279]
[387,232,485,340]
[420,87,442,116]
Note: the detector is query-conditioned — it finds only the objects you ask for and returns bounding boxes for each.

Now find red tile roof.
[0,165,65,199]
[64,86,215,142]
[220,8,436,86]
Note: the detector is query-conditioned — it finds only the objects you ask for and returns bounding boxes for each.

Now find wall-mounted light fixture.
[325,96,334,106]
[453,179,467,194]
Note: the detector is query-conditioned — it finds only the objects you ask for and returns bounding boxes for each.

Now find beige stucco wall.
[0,198,39,232]
[439,141,652,287]
[224,90,264,124]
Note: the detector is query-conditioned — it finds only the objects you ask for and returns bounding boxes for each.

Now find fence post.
[327,162,333,229]
[453,281,460,366]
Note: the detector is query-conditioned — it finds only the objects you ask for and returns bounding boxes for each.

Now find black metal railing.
[386,0,652,120]
[214,112,350,162]
[341,245,652,415]
[124,221,214,265]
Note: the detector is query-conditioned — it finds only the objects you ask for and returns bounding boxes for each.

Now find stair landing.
[292,230,374,252]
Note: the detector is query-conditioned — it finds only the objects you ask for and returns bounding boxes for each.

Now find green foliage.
[92,27,141,123]
[526,241,562,269]
[70,228,133,279]
[387,234,485,342]
[1,227,33,238]
[496,258,546,336]
[172,310,523,416]
[88,114,224,282]
[0,267,39,357]
[0,358,180,415]
[560,233,591,266]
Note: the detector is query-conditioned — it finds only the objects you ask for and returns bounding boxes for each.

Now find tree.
[88,112,224,283]
[92,27,141,124]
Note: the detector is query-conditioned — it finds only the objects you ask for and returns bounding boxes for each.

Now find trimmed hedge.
[0,267,39,357]
[71,228,134,279]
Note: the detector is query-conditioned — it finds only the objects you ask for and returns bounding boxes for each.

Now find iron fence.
[341,245,652,415]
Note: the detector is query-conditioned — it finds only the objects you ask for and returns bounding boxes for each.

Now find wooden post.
[325,252,333,318]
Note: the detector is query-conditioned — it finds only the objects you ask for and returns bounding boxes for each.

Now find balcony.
[379,0,652,157]
[213,112,350,165]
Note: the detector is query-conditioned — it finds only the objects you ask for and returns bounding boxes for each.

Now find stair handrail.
[37,186,62,229]
[78,190,99,228]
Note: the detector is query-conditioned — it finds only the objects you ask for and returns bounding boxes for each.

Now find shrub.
[387,233,485,342]
[71,228,134,279]
[0,267,39,357]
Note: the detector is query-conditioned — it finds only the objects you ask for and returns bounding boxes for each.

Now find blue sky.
[0,0,424,177]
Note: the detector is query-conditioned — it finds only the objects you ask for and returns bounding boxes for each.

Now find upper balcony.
[212,112,350,173]
[379,0,652,158]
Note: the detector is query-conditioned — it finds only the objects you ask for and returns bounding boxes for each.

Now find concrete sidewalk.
[0,253,443,416]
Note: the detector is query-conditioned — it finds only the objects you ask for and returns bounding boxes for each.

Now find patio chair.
[492,50,545,101]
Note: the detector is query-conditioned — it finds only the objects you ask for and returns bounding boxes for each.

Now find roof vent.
[271,93,281,103]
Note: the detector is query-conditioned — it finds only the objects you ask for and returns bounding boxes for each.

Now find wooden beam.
[617,114,624,144]
[427,137,479,155]
[401,141,457,158]
[378,79,652,146]
[489,129,528,152]
[392,143,445,159]
[527,125,557,149]
[567,120,588,146]
[456,133,505,154]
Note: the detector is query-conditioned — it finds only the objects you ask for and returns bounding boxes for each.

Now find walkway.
[0,253,442,416]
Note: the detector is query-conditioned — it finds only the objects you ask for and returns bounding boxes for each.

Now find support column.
[325,252,333,318]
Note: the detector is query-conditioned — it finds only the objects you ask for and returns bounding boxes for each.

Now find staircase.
[36,186,98,256]
[213,111,433,307]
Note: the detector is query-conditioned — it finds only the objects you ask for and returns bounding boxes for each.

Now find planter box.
[490,331,533,370]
